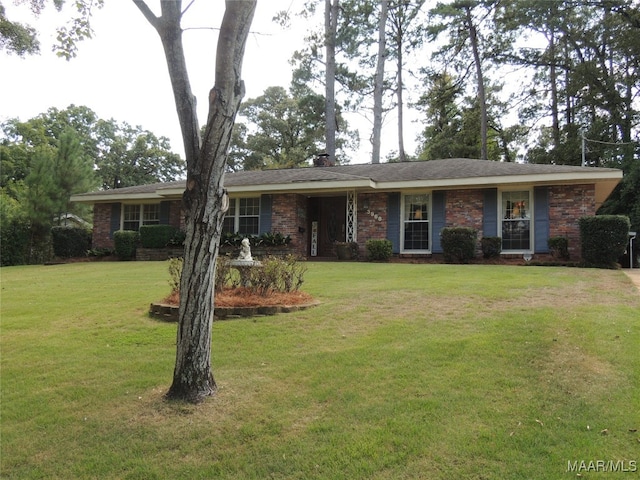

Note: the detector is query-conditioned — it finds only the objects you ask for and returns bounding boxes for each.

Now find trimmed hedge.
[139,225,184,248]
[579,215,630,268]
[366,239,393,261]
[51,226,92,258]
[548,236,570,260]
[441,227,477,264]
[0,218,30,266]
[114,230,139,260]
[480,236,501,259]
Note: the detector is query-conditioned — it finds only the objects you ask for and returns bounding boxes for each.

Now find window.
[122,204,160,231]
[222,197,260,236]
[402,194,430,251]
[501,190,531,251]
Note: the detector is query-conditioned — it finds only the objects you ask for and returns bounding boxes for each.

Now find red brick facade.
[90,184,599,261]
[548,184,595,259]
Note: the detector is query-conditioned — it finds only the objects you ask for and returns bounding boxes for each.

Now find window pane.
[123,205,140,231]
[239,198,260,216]
[403,194,429,250]
[238,217,259,236]
[143,204,160,225]
[502,191,530,250]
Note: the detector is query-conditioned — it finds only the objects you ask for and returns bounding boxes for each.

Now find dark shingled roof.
[72,158,621,199]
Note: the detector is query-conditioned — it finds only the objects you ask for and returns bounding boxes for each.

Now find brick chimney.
[313,153,334,167]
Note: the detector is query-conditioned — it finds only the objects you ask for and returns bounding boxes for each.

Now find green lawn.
[1,261,639,479]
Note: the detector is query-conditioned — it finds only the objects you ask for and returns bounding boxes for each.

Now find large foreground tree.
[133,0,256,403]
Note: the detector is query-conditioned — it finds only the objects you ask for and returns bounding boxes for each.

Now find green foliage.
[50,226,91,258]
[547,236,570,260]
[139,225,183,248]
[480,236,501,259]
[113,230,139,260]
[365,239,393,261]
[221,231,291,248]
[245,255,308,296]
[335,241,359,260]
[230,86,331,170]
[0,193,30,266]
[579,215,630,268]
[167,257,183,294]
[441,227,477,264]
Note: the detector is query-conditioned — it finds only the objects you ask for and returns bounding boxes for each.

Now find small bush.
[548,236,570,260]
[167,257,183,294]
[140,225,183,248]
[441,227,477,264]
[51,226,91,258]
[246,255,307,296]
[113,230,139,260]
[366,239,393,261]
[480,236,501,259]
[256,231,292,247]
[579,215,630,268]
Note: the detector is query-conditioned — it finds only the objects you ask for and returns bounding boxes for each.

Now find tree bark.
[371,0,388,164]
[465,5,488,161]
[325,0,339,164]
[134,0,256,403]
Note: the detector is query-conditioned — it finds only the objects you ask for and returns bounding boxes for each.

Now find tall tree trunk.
[371,0,388,164]
[548,26,560,150]
[325,0,339,164]
[134,0,256,403]
[465,6,488,161]
[396,44,406,162]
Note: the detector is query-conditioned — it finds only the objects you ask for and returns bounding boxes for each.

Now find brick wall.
[168,200,184,230]
[548,184,595,260]
[357,192,388,245]
[92,203,114,249]
[271,194,308,257]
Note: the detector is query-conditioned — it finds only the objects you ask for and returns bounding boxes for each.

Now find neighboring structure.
[71,158,622,261]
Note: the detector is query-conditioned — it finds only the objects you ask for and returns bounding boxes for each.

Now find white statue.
[237,238,253,261]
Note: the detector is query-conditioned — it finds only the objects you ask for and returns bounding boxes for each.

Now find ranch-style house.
[71,158,623,261]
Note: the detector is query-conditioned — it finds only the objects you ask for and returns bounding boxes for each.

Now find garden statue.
[237,238,253,261]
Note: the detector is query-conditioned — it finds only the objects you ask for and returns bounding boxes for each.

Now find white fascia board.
[377,171,622,190]
[70,192,167,203]
[227,178,376,194]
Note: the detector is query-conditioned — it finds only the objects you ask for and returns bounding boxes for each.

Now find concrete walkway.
[623,269,640,293]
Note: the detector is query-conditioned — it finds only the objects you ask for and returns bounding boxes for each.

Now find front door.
[309,196,346,257]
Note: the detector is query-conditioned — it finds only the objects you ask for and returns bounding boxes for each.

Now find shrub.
[113,230,139,260]
[579,215,630,268]
[548,236,570,260]
[441,227,477,264]
[255,231,292,247]
[167,257,183,294]
[246,255,307,296]
[366,239,393,261]
[480,236,501,259]
[139,225,184,248]
[0,217,30,266]
[51,226,91,258]
[335,242,359,260]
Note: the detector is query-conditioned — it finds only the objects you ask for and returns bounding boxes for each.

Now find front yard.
[1,262,638,479]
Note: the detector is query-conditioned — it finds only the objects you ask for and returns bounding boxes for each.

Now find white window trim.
[120,203,160,231]
[400,192,432,254]
[226,196,261,235]
[498,188,534,254]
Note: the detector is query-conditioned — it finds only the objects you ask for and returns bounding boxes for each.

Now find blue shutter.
[259,195,272,234]
[431,191,446,253]
[159,201,170,225]
[483,189,498,237]
[110,203,121,238]
[534,187,550,253]
[387,193,401,254]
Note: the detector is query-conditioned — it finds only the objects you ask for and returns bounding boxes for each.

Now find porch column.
[347,190,357,242]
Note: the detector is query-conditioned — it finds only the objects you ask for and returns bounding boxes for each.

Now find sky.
[1,1,414,164]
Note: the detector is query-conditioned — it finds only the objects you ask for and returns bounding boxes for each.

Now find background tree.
[230,86,327,170]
